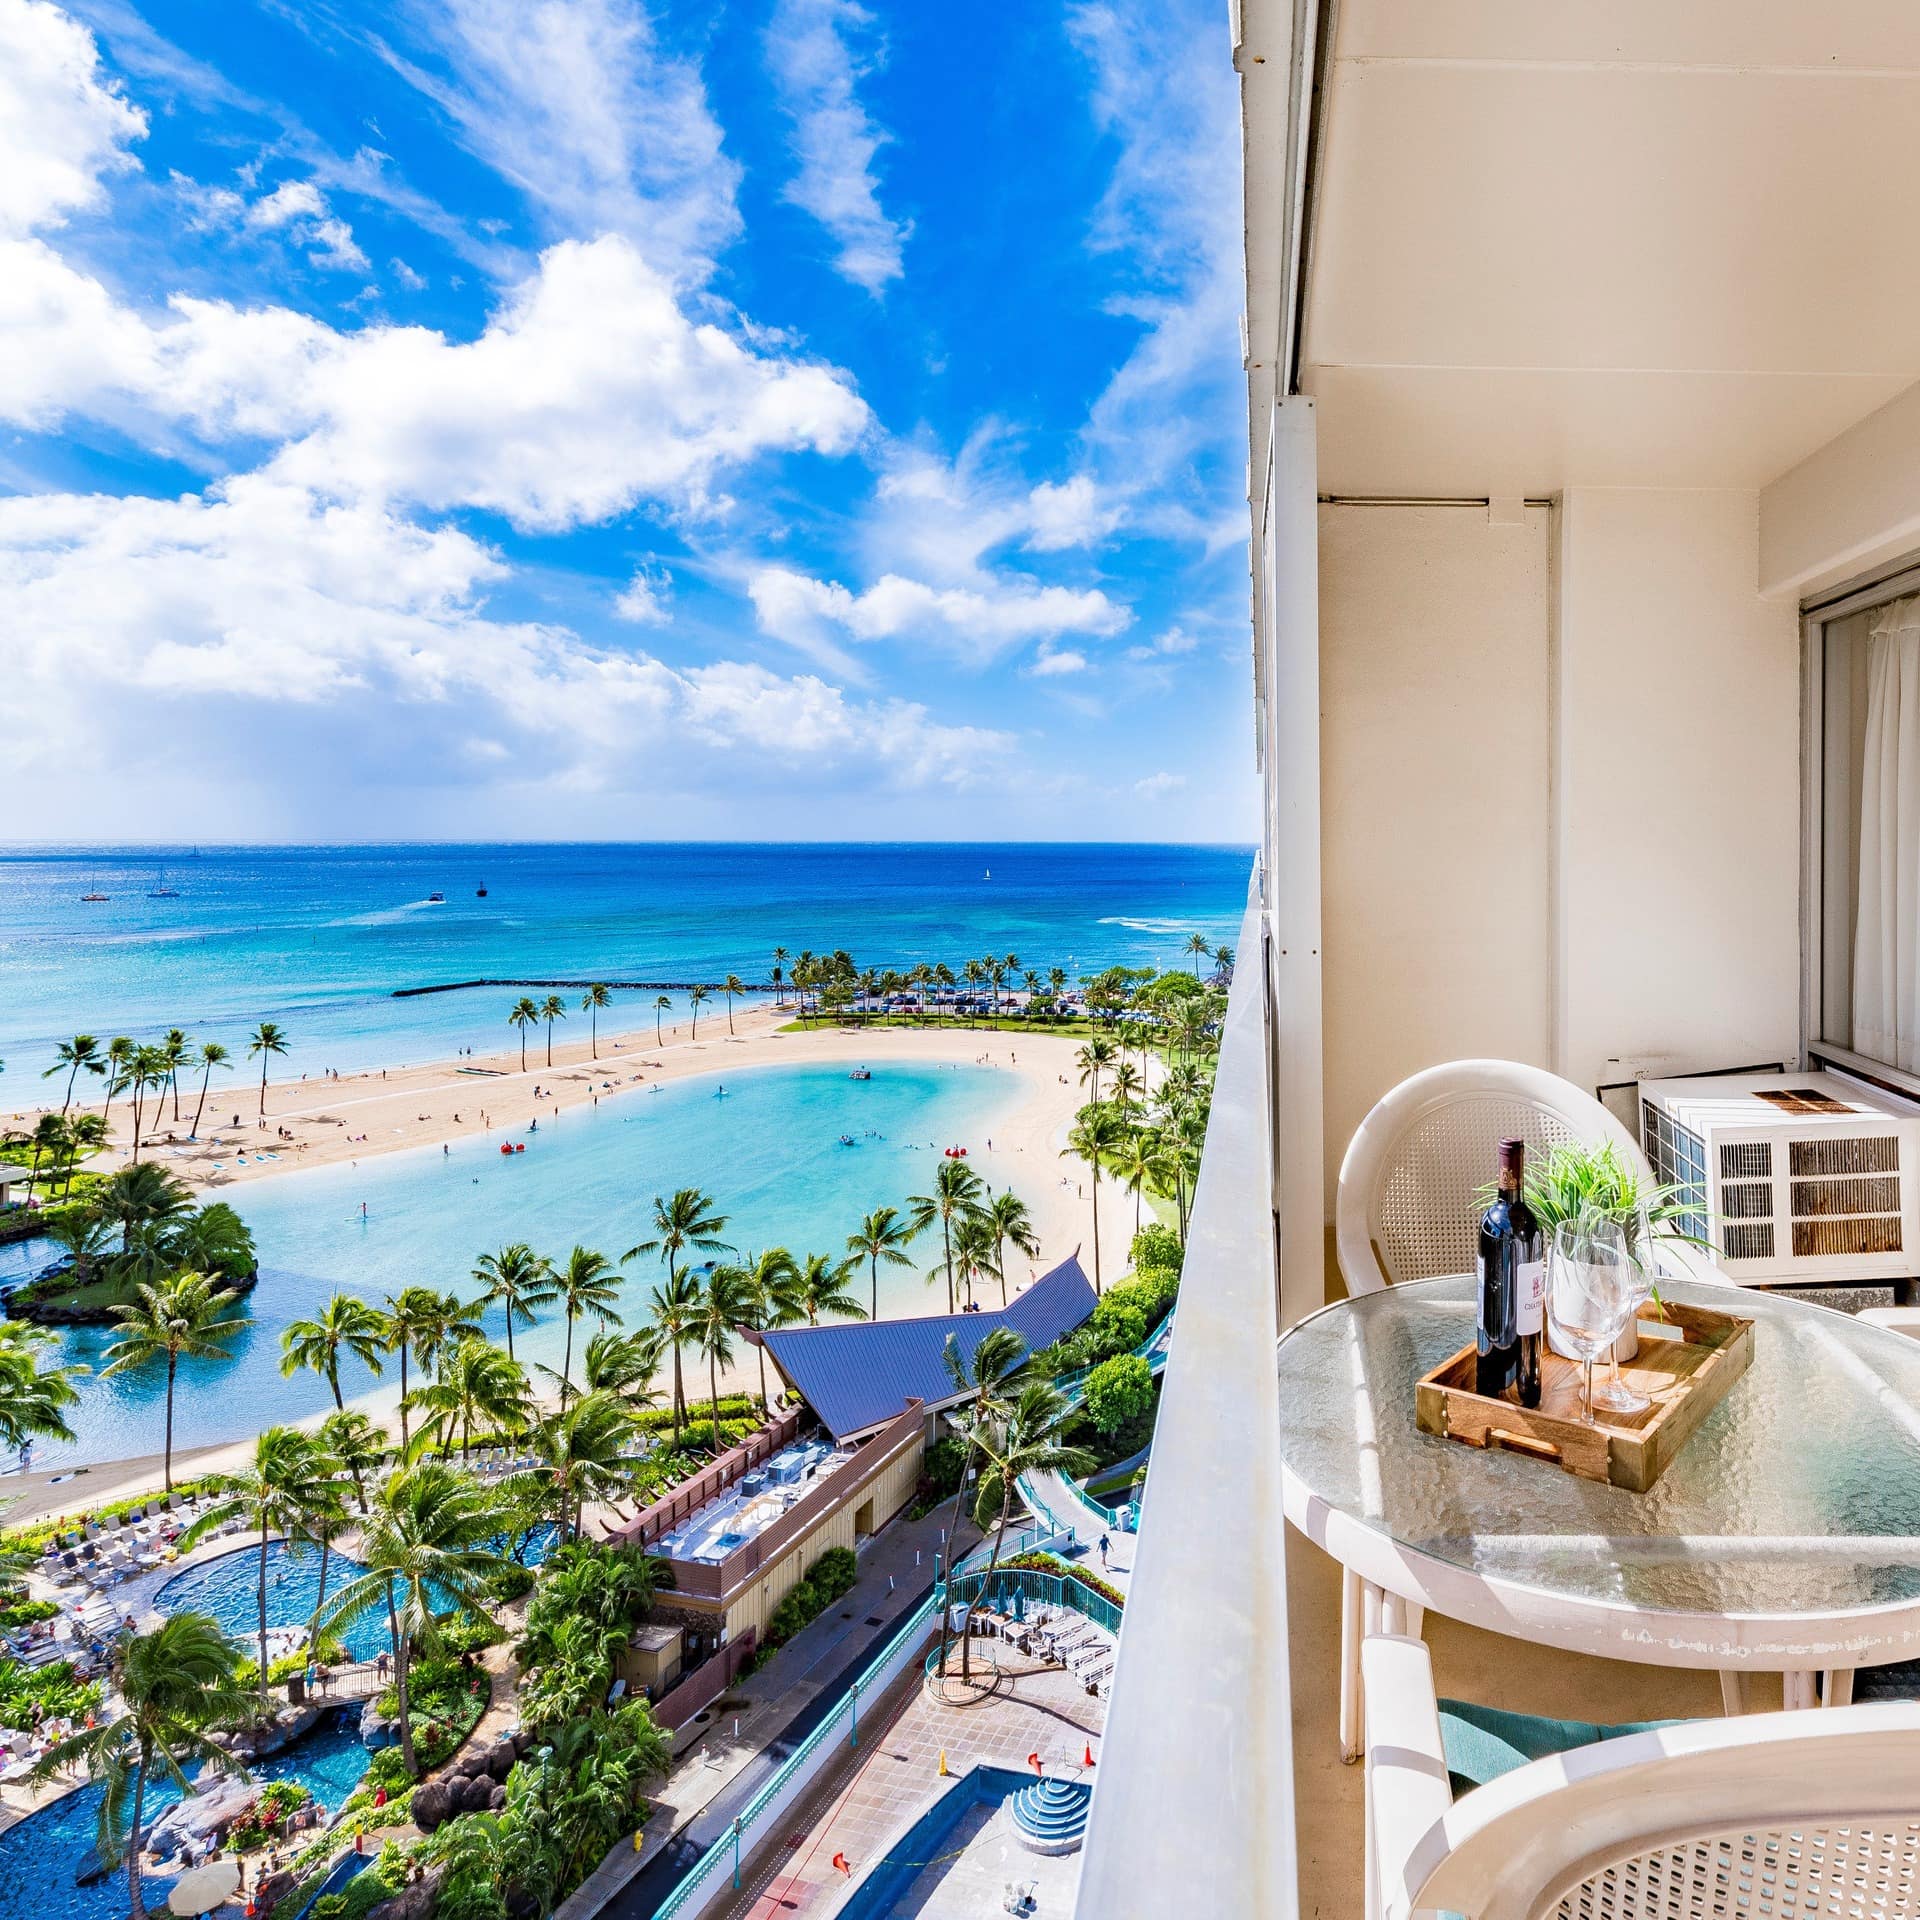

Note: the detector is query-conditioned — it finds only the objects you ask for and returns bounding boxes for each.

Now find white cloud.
[376,0,739,282]
[1067,0,1243,537]
[614,565,671,624]
[766,0,909,294]
[0,0,147,238]
[1030,646,1089,677]
[0,476,1015,826]
[390,257,427,291]
[1134,770,1186,799]
[1026,474,1122,552]
[181,174,373,272]
[748,563,1128,670]
[1125,622,1199,660]
[1,234,870,531]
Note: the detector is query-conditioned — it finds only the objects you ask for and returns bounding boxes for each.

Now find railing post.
[850,1677,860,1746]
[731,1814,743,1890]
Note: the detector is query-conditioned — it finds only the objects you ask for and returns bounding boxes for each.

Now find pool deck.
[711,1641,1108,1920]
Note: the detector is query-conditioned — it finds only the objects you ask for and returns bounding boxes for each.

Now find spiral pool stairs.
[1011,1775,1093,1855]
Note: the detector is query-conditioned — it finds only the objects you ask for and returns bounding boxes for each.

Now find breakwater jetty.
[392,978,772,998]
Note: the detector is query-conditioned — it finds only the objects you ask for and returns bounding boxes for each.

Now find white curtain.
[1854,594,1920,1070]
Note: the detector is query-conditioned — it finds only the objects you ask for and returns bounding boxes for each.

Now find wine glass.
[1590,1207,1655,1417]
[1546,1217,1635,1425]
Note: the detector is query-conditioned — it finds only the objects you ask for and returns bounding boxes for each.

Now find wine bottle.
[1476,1137,1542,1403]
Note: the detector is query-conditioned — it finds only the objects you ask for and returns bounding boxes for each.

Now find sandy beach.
[0,1012,1111,1522]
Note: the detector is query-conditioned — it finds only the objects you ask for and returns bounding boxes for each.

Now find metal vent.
[1793,1217,1904,1257]
[1723,1222,1776,1261]
[1721,1141,1772,1180]
[1788,1135,1899,1176]
[1720,1183,1774,1219]
[1790,1176,1901,1217]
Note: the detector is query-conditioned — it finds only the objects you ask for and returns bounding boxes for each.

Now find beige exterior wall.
[1316,490,1802,1232]
[663,1433,925,1644]
[1318,501,1554,1216]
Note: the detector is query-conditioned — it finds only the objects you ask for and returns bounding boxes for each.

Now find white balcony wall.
[1318,502,1553,1216]
[1315,491,1801,1245]
[1554,488,1800,1095]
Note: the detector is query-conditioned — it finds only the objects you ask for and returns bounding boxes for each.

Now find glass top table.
[1275,1276,1920,1674]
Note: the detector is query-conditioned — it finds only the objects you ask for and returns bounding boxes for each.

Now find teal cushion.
[1437,1698,1686,1799]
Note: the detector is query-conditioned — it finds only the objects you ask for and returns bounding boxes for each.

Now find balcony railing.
[1072,871,1299,1919]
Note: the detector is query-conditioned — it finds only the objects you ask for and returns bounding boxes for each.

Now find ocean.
[0,843,1252,1081]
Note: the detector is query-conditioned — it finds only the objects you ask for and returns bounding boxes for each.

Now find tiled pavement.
[715,1642,1107,1920]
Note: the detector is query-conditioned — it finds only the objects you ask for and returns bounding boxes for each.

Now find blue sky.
[0,0,1256,842]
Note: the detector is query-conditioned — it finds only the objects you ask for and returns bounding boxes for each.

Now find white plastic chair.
[1364,1633,1920,1920]
[1336,1058,1648,1296]
[1331,1060,1718,1761]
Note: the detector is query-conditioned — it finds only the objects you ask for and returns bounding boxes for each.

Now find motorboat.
[426,891,445,903]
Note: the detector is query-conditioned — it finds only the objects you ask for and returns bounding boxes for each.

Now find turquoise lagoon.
[29,1060,1019,1470]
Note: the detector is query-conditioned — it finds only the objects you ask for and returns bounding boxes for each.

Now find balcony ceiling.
[1301,1,1920,495]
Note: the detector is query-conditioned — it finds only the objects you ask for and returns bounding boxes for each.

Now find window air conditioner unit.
[1637,1071,1920,1285]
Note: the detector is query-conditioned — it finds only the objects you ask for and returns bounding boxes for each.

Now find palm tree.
[1185,932,1212,977]
[1109,1059,1144,1110]
[933,1327,1030,1678]
[0,1323,80,1455]
[157,1029,189,1124]
[33,1614,253,1920]
[470,1242,549,1365]
[548,1245,623,1407]
[188,1039,230,1138]
[42,1034,101,1118]
[718,1249,800,1411]
[127,1043,169,1162]
[411,1336,529,1460]
[985,1191,1040,1306]
[317,1406,387,1517]
[723,974,744,1035]
[99,1036,135,1133]
[508,997,539,1071]
[280,1292,388,1411]
[96,1161,194,1258]
[58,1111,108,1195]
[908,1156,986,1313]
[1065,1104,1130,1294]
[571,1327,663,1405]
[641,1272,702,1448]
[1075,1032,1117,1106]
[1111,1126,1170,1237]
[653,993,671,1044]
[539,993,566,1065]
[771,946,789,1007]
[626,1188,732,1426]
[581,983,612,1059]
[184,1425,329,1714]
[246,1021,288,1118]
[292,1460,352,1653]
[316,1462,507,1776]
[21,1113,67,1198]
[952,1211,1000,1310]
[104,1272,249,1491]
[43,1208,113,1285]
[792,1252,865,1326]
[687,983,710,1038]
[969,1379,1095,1606]
[514,1392,634,1542]
[690,1265,753,1450]
[383,1287,476,1447]
[846,1206,917,1321]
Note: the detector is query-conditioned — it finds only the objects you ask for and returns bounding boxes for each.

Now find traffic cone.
[1083,1744,1096,1768]
[938,1749,948,1776]
[832,1852,850,1876]
[1027,1751,1042,1776]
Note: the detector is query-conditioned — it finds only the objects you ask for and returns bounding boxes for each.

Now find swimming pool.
[34,1060,1019,1467]
[0,1706,370,1920]
[155,1532,555,1661]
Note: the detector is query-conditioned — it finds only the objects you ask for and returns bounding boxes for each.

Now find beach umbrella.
[168,1859,242,1916]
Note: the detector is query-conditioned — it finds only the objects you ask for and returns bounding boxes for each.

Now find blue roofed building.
[758,1252,1097,1442]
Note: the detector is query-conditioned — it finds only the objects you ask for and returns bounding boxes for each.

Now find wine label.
[1516,1257,1544,1335]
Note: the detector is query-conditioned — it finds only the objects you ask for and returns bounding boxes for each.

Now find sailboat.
[148,866,180,898]
[476,880,489,897]
[984,867,992,880]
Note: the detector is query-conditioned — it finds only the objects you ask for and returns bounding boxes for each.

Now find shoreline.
[1,1020,1104,1515]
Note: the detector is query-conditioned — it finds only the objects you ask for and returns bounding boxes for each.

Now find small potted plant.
[1518,1140,1705,1357]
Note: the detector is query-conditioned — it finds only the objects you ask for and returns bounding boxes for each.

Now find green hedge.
[763,1545,861,1650]
[0,1601,59,1631]
[1003,1551,1126,1611]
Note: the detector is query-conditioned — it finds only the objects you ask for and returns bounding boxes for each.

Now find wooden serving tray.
[1413,1300,1755,1492]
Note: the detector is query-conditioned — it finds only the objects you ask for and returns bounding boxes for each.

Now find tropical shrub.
[765,1581,819,1647]
[809,1546,857,1602]
[0,1656,103,1728]
[1004,1551,1125,1610]
[1129,1223,1183,1278]
[1081,1355,1154,1437]
[0,1600,59,1631]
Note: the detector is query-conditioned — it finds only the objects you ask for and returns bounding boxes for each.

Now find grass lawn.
[775,1013,1115,1038]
